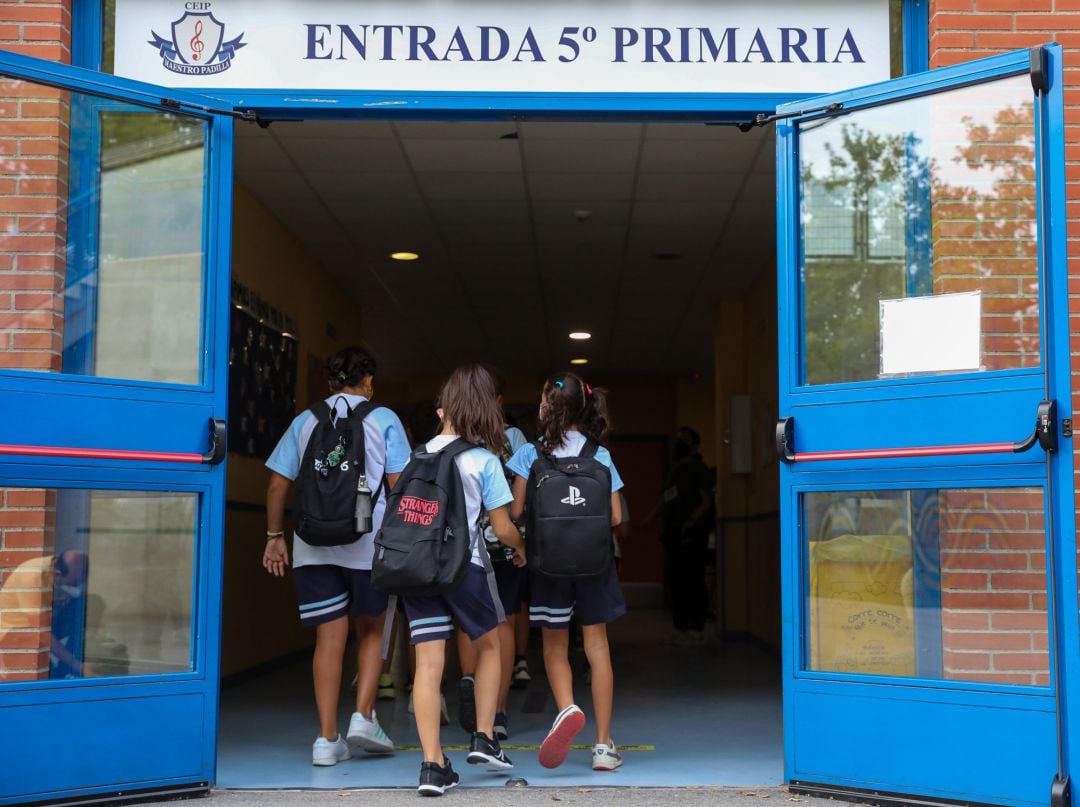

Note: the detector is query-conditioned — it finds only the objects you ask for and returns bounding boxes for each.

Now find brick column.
[0,1,73,681]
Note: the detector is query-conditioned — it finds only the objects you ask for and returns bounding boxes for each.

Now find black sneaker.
[494,711,509,741]
[457,676,476,734]
[467,731,514,772]
[418,757,459,797]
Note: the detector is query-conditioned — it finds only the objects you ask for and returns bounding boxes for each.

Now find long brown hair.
[438,364,506,450]
[538,371,611,452]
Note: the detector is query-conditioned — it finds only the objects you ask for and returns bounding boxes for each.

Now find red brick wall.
[939,488,1050,685]
[0,488,56,681]
[0,1,72,681]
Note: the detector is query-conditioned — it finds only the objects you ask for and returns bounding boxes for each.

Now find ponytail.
[537,371,611,452]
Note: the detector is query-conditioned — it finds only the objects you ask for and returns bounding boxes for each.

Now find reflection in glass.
[804,488,1049,686]
[800,74,1038,385]
[0,78,206,384]
[0,489,196,682]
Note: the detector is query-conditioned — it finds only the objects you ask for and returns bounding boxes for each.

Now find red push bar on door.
[0,418,227,466]
[776,401,1063,464]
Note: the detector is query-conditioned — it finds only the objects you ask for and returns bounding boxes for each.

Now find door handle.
[776,400,1061,464]
[202,418,227,465]
[0,417,228,465]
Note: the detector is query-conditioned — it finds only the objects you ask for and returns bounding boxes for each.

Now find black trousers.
[665,537,709,632]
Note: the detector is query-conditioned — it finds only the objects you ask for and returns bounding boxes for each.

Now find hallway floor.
[217,610,782,789]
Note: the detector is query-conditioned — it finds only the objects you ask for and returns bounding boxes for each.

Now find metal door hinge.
[1052,774,1070,807]
[1031,46,1050,94]
[1063,418,1073,438]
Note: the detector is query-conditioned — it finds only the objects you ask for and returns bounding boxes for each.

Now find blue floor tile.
[217,610,783,789]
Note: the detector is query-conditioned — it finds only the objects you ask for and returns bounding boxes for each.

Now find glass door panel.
[0,80,208,384]
[0,488,198,683]
[804,486,1049,686]
[800,74,1038,385]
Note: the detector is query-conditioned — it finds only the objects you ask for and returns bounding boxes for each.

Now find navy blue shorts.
[493,562,526,616]
[293,565,389,627]
[404,564,501,644]
[529,563,626,629]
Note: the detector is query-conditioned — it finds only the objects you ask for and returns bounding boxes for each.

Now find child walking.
[263,347,407,766]
[508,372,626,773]
[403,364,526,796]
[456,370,528,741]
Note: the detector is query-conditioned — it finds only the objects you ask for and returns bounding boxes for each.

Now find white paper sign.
[880,292,983,377]
[112,0,891,94]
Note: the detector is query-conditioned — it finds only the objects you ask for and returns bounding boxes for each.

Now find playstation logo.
[561,486,586,507]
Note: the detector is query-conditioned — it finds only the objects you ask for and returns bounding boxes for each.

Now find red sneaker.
[538,704,586,769]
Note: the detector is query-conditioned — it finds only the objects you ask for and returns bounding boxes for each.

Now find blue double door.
[0,42,1073,807]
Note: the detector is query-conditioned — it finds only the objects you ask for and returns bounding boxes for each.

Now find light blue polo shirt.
[507,430,624,492]
[266,394,410,570]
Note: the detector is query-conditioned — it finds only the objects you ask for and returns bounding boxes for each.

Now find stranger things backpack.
[525,439,613,579]
[372,438,477,597]
[293,398,378,547]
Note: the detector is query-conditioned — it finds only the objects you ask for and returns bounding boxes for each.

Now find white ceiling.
[233,118,776,376]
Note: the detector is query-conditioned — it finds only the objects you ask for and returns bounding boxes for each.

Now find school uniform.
[403,435,514,644]
[507,431,627,629]
[266,393,410,627]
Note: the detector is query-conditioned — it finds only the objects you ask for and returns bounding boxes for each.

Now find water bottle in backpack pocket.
[526,439,613,578]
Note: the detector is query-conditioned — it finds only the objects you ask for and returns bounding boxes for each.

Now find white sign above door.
[112,0,892,95]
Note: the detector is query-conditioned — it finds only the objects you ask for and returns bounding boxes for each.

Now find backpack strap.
[478,539,507,624]
[532,439,557,471]
[579,438,599,460]
[339,399,378,477]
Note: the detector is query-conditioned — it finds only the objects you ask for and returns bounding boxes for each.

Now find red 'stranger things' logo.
[398,496,439,526]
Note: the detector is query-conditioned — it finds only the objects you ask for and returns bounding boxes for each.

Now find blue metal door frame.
[775,44,1076,806]
[0,51,234,805]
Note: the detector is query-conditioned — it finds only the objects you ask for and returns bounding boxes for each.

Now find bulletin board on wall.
[228,281,299,459]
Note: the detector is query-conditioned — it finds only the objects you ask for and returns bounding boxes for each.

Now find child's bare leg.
[541,628,575,710]
[582,624,614,745]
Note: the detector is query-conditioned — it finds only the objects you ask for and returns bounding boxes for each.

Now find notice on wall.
[880,292,983,377]
[112,0,891,95]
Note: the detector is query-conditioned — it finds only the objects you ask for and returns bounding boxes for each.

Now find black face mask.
[674,441,692,461]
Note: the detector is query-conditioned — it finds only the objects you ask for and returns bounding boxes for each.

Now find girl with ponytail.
[506,371,627,774]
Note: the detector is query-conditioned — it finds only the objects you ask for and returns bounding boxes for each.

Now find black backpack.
[372,438,477,597]
[293,398,378,547]
[526,439,613,578]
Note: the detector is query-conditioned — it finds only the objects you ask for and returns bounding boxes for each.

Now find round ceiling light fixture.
[569,331,592,341]
[570,358,589,366]
[391,251,420,261]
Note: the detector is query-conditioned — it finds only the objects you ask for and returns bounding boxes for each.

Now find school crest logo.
[148,10,246,76]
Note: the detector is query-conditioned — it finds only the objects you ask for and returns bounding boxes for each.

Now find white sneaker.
[346,711,395,754]
[592,742,623,771]
[312,735,351,767]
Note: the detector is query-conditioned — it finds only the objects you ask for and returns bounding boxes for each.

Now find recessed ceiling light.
[391,251,420,261]
[569,332,592,341]
[570,358,589,365]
